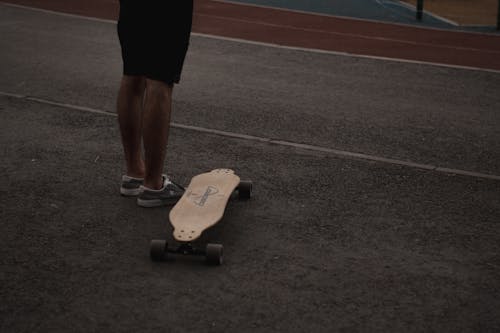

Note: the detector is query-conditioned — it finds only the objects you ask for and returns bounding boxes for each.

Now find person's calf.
[142,79,174,190]
[117,75,146,178]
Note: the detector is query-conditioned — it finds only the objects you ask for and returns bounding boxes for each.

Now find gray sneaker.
[137,175,185,207]
[120,175,144,196]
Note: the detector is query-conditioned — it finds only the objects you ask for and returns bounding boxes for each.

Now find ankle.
[126,166,145,179]
[143,178,164,190]
[126,173,145,179]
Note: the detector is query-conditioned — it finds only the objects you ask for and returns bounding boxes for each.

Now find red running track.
[3,0,500,71]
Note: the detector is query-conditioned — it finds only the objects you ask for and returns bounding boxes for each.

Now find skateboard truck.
[150,171,252,265]
[150,240,224,265]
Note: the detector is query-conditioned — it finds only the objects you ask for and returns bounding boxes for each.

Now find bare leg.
[142,79,174,190]
[117,75,146,178]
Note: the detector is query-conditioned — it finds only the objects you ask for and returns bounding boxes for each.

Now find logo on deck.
[188,186,219,207]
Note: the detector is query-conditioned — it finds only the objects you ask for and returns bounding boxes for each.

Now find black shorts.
[117,0,193,84]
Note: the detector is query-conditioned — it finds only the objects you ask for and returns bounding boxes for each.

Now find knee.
[121,75,146,96]
[146,79,173,98]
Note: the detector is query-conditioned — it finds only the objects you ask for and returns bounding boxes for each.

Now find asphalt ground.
[1,3,500,333]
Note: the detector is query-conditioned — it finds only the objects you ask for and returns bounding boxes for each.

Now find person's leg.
[142,79,174,190]
[117,75,146,178]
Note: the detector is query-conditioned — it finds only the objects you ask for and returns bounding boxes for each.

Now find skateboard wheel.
[150,239,168,262]
[205,244,223,265]
[237,181,252,199]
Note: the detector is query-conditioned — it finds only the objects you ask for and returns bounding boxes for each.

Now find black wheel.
[237,180,252,199]
[205,243,224,265]
[150,239,168,262]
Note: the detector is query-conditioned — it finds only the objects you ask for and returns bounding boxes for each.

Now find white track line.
[193,33,500,74]
[1,1,500,74]
[0,2,116,24]
[2,91,499,181]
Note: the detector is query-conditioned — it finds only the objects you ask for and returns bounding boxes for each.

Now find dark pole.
[416,0,424,21]
[497,0,500,30]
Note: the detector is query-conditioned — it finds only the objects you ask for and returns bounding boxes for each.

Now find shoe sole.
[137,197,180,207]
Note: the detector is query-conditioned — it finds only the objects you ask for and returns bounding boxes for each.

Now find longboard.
[150,169,252,264]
